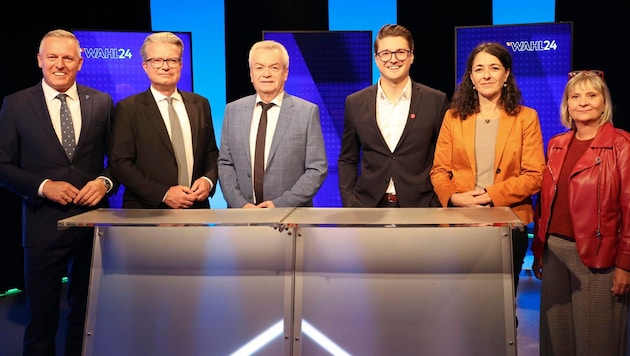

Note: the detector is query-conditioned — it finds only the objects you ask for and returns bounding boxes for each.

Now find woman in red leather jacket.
[532,70,630,356]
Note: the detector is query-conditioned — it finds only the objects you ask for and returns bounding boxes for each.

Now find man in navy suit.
[0,29,114,355]
[338,24,449,208]
[218,40,328,208]
[110,32,219,209]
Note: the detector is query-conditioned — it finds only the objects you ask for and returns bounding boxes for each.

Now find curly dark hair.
[450,42,523,119]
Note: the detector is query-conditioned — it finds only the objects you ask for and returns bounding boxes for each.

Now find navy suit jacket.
[338,81,449,207]
[110,89,219,208]
[0,82,114,247]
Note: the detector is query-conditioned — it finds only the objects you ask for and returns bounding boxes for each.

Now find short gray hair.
[140,32,184,61]
[39,29,81,58]
[248,40,289,69]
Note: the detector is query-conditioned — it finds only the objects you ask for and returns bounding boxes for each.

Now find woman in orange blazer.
[430,42,545,298]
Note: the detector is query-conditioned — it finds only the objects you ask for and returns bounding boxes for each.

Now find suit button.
[496,168,501,174]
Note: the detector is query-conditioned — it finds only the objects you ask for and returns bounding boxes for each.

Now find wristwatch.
[101,178,112,192]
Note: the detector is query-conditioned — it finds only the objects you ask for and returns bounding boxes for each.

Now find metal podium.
[58,207,522,356]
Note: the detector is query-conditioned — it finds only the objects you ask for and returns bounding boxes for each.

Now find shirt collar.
[42,79,79,103]
[151,86,182,103]
[377,77,412,102]
[255,91,284,107]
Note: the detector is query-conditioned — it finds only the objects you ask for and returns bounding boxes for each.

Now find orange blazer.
[430,106,545,224]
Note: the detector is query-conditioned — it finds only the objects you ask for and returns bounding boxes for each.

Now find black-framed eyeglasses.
[568,70,604,80]
[376,49,411,62]
[145,58,181,69]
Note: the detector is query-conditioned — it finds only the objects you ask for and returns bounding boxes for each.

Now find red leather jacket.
[532,122,630,270]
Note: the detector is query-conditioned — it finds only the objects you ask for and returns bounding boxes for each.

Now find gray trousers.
[540,235,629,356]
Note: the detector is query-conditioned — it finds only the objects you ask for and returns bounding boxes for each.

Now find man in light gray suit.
[218,40,327,208]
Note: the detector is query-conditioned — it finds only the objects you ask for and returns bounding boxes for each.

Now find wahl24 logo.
[506,40,558,52]
[81,47,133,59]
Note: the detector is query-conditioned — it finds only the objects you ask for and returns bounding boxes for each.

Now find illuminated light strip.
[302,319,352,356]
[0,288,22,298]
[229,320,283,356]
[1,277,67,298]
[229,319,351,356]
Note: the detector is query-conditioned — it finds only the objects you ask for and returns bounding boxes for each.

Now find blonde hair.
[559,71,613,129]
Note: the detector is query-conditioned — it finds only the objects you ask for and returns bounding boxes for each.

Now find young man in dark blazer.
[338,24,449,208]
[0,29,115,355]
[110,32,219,209]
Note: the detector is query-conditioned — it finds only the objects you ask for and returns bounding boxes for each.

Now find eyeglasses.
[376,49,411,62]
[568,70,604,80]
[145,58,181,69]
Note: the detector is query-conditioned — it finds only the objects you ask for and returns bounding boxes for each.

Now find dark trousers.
[23,229,94,356]
[511,227,529,294]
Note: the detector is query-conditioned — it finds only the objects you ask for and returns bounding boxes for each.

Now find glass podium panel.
[285,207,521,356]
[57,207,296,228]
[59,208,296,356]
[59,207,522,356]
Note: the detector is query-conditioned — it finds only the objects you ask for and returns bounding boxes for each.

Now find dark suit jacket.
[110,89,219,208]
[338,81,449,207]
[0,82,114,247]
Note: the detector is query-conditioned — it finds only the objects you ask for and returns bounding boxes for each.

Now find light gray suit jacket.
[218,93,327,207]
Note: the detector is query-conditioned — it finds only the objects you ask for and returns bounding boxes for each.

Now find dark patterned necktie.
[254,102,274,204]
[57,93,76,159]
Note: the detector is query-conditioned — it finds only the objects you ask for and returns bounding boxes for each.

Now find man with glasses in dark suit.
[338,24,449,208]
[109,32,219,209]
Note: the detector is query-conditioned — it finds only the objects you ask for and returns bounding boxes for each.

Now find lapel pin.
[410,113,416,119]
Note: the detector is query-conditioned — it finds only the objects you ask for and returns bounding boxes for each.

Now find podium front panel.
[290,208,518,356]
[84,224,294,356]
[60,208,521,356]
